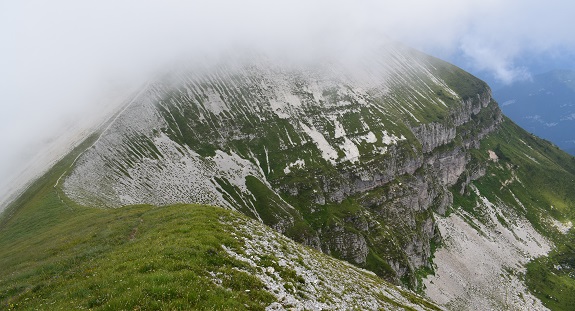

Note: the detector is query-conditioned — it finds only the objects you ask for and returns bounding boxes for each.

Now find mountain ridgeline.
[63,44,499,284]
[2,42,575,310]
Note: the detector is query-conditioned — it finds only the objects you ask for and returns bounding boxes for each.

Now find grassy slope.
[0,202,281,310]
[0,137,276,310]
[452,117,575,310]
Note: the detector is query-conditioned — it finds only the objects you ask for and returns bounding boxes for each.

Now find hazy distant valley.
[495,70,575,156]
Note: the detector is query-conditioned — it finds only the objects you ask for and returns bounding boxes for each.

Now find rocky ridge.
[63,43,502,287]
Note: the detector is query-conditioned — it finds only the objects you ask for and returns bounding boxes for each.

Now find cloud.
[1,0,575,201]
[355,0,575,84]
[458,35,533,85]
[424,0,575,84]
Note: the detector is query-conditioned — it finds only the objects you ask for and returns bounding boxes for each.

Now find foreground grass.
[0,137,275,310]
[0,202,278,310]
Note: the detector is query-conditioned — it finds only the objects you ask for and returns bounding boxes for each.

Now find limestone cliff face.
[308,87,500,282]
[63,44,502,285]
[413,123,456,154]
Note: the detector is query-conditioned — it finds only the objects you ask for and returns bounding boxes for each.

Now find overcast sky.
[1,0,575,199]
